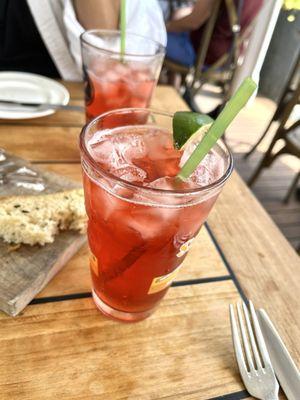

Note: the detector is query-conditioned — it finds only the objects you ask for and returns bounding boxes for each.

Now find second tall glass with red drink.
[80,30,165,122]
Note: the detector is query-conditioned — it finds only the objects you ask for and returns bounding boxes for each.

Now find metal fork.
[230,301,279,400]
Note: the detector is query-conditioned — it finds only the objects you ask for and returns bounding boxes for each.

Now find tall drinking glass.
[80,109,233,322]
[80,30,165,122]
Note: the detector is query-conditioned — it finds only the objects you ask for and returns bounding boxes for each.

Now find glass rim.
[79,108,233,197]
[80,29,166,58]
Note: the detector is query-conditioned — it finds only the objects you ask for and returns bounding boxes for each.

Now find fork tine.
[242,302,263,369]
[229,304,248,374]
[237,303,255,371]
[249,301,272,367]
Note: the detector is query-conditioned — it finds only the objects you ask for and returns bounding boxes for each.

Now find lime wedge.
[173,112,214,149]
[177,77,257,181]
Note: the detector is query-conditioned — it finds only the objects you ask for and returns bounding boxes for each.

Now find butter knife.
[257,309,300,400]
[0,99,83,111]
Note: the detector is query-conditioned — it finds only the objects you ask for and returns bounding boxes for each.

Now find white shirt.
[26,0,166,81]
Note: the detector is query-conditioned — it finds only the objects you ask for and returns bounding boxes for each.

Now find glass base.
[92,290,154,323]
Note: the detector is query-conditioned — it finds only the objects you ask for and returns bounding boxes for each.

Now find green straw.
[120,0,126,61]
[177,77,257,181]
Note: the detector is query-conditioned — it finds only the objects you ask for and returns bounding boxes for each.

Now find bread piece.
[0,189,87,246]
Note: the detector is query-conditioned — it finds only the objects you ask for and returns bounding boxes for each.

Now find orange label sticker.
[90,253,99,277]
[148,265,182,295]
[176,238,194,258]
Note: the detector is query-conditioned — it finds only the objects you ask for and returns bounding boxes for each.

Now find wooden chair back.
[190,0,245,95]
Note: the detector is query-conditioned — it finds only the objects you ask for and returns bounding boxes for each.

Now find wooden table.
[0,84,299,400]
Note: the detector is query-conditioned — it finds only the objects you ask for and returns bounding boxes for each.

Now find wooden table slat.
[0,282,245,400]
[0,125,81,162]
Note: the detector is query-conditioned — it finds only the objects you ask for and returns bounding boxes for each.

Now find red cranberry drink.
[80,30,165,122]
[80,109,233,322]
[85,59,155,122]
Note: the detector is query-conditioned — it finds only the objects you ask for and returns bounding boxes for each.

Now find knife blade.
[257,309,300,400]
[0,99,83,111]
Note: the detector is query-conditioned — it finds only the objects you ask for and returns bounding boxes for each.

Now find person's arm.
[167,0,214,32]
[73,0,120,30]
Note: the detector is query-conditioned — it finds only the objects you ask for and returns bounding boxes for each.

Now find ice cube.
[93,60,130,83]
[114,62,131,78]
[146,176,176,190]
[122,134,147,162]
[128,61,145,71]
[131,177,185,211]
[101,69,120,82]
[89,57,111,75]
[98,133,147,166]
[145,176,189,198]
[88,130,111,147]
[88,132,148,184]
[91,182,127,222]
[124,199,180,241]
[190,164,212,187]
[189,152,224,187]
[110,146,127,171]
[134,70,151,82]
[112,165,146,183]
[89,136,116,164]
[97,80,120,100]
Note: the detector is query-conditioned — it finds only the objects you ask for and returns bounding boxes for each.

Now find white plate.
[0,72,70,119]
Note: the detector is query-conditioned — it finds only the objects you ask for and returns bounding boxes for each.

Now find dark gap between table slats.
[207,389,249,400]
[30,275,232,305]
[205,222,248,304]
